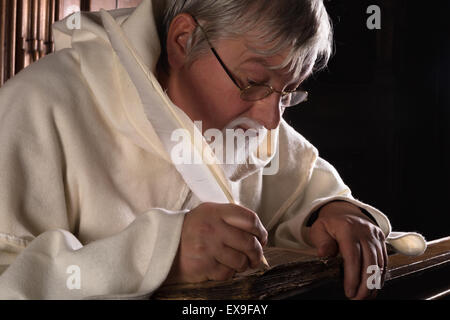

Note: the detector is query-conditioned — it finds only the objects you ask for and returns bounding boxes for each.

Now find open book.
[152,237,449,300]
[153,247,343,300]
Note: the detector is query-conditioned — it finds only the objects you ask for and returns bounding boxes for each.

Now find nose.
[250,93,282,130]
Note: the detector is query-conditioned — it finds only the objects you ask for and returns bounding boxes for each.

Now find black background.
[284,0,450,240]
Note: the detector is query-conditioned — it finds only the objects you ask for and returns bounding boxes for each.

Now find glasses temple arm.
[209,47,243,90]
[192,15,243,91]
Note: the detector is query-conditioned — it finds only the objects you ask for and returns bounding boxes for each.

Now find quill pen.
[100,10,268,268]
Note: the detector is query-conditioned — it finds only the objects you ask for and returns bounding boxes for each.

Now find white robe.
[0,0,424,299]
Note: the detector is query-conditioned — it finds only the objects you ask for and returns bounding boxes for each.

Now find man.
[0,0,422,300]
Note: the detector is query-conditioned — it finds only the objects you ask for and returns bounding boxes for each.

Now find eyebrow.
[239,56,273,69]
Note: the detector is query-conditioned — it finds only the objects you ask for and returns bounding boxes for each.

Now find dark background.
[284,0,450,240]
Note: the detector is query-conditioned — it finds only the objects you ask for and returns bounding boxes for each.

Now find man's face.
[166,34,301,133]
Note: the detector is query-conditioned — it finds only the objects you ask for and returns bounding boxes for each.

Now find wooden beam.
[55,0,62,21]
[7,0,17,79]
[30,0,38,62]
[16,0,30,72]
[80,0,90,11]
[0,0,6,85]
[37,0,44,58]
[45,0,56,54]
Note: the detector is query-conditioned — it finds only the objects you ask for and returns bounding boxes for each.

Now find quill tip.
[261,255,270,269]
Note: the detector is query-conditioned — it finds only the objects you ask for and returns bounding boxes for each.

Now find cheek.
[190,62,249,128]
[209,91,252,129]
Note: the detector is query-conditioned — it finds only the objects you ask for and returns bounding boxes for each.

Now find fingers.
[307,203,388,300]
[339,239,362,299]
[352,241,378,300]
[369,242,385,300]
[380,234,389,288]
[309,221,339,258]
[349,233,388,300]
[178,203,267,284]
[219,222,264,269]
[215,244,249,273]
[208,259,236,281]
[220,205,268,246]
[363,231,388,300]
[375,241,385,290]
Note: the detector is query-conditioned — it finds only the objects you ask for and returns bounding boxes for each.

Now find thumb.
[309,222,339,258]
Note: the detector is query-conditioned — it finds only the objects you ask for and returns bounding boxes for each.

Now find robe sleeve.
[260,120,391,250]
[272,157,392,250]
[0,75,186,300]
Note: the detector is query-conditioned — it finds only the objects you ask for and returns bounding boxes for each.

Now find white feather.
[100,10,234,204]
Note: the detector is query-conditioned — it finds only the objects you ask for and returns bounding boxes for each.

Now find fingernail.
[346,289,355,299]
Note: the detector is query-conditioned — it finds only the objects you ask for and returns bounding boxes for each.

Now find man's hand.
[307,201,388,300]
[165,203,268,284]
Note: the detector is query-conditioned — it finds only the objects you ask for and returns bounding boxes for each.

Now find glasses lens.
[241,85,273,102]
[281,90,309,107]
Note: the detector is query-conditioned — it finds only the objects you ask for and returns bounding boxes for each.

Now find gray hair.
[157,0,333,81]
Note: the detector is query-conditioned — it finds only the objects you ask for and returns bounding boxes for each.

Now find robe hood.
[53,0,164,73]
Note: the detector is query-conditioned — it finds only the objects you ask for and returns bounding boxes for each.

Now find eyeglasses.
[192,16,308,108]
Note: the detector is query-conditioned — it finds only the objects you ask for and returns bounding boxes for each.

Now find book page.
[235,246,320,277]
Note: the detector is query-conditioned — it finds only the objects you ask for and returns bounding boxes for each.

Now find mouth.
[224,117,265,132]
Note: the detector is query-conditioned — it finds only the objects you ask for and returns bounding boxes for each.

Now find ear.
[166,13,197,70]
